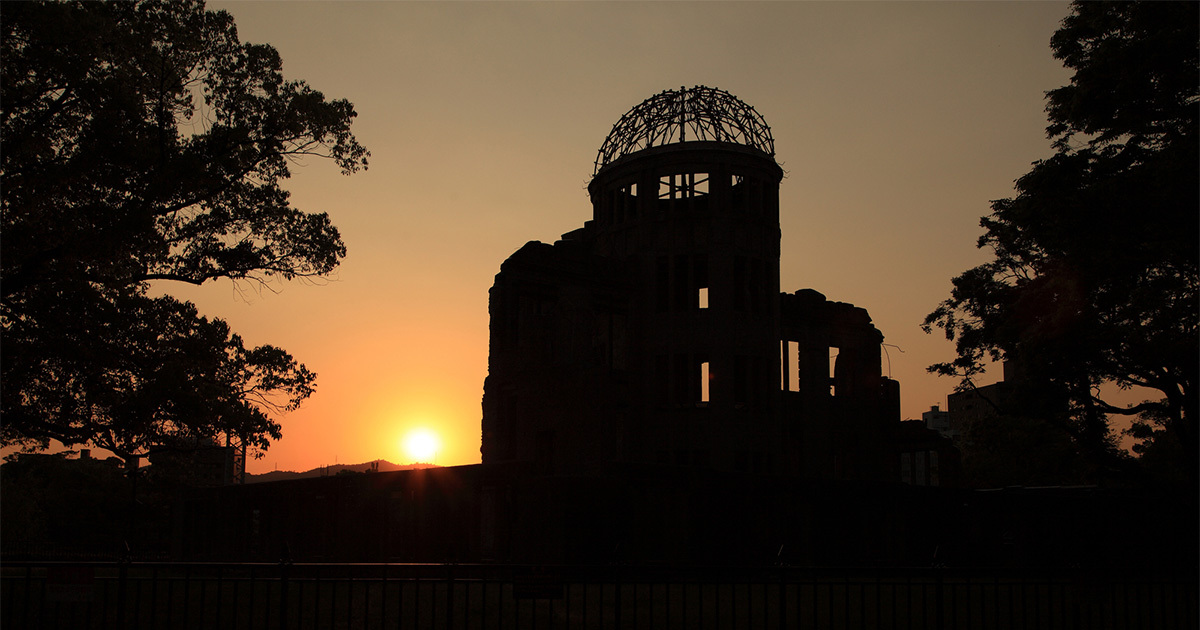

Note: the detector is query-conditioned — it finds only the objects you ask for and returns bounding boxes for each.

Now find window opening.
[730,174,746,210]
[783,341,800,392]
[619,184,637,222]
[829,346,840,396]
[700,361,710,404]
[694,254,708,310]
[658,173,710,199]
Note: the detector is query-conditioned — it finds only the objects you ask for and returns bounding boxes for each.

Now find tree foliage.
[1,0,368,463]
[924,1,1198,483]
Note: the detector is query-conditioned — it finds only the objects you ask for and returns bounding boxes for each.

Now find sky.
[168,0,1076,474]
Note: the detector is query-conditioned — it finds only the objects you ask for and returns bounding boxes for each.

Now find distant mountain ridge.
[245,459,438,484]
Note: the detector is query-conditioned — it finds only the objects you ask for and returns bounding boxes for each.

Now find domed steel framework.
[594,85,775,175]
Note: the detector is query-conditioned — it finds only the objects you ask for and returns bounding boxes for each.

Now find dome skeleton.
[594,85,776,175]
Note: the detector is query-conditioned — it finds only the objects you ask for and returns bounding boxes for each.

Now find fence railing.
[2,561,1195,630]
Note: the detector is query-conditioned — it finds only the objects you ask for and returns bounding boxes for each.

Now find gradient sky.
[165,1,1075,474]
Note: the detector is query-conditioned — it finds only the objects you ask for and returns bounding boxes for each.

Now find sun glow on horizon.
[403,428,441,464]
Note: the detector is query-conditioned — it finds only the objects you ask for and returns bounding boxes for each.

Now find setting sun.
[403,428,440,464]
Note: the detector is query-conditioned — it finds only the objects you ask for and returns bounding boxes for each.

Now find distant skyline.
[161,1,1075,474]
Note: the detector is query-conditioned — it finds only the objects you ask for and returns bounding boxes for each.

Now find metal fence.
[2,561,1195,630]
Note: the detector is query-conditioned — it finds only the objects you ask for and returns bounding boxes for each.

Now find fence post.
[446,563,455,629]
[935,567,945,630]
[777,564,787,630]
[117,541,131,629]
[614,566,622,629]
[21,564,32,629]
[278,543,292,630]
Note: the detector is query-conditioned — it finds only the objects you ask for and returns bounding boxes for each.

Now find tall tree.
[924,1,1198,484]
[1,0,368,464]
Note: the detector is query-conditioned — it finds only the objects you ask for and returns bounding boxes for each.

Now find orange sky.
[156,1,1075,474]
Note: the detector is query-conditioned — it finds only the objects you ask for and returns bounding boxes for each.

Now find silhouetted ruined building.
[482,86,912,482]
[156,88,1189,569]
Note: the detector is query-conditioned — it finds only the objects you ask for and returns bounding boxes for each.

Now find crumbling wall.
[481,241,632,473]
[779,289,899,481]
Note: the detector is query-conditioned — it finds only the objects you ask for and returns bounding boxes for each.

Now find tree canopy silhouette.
[1,0,368,465]
[924,1,1198,484]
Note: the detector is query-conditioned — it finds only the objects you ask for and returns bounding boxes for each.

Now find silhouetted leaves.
[924,1,1198,485]
[1,1,366,464]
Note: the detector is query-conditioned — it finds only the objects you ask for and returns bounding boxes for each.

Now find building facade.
[482,86,915,482]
